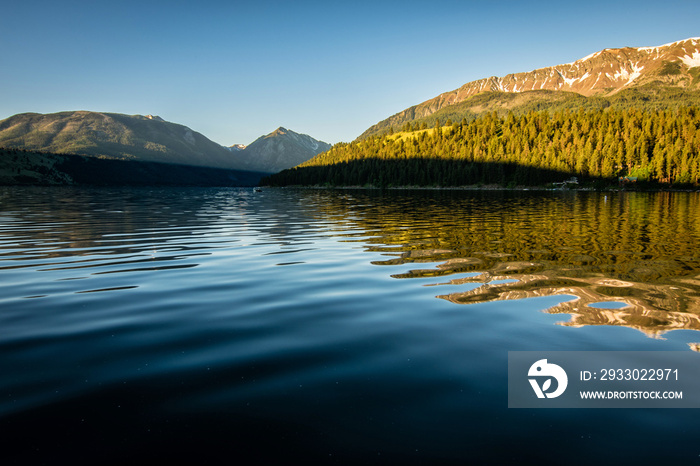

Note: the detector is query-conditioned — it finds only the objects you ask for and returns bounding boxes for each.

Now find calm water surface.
[1,187,699,464]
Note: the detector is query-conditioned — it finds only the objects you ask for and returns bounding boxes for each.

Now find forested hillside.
[0,147,266,186]
[263,107,700,187]
[360,86,700,140]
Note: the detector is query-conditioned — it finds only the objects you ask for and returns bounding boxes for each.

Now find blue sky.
[1,0,699,146]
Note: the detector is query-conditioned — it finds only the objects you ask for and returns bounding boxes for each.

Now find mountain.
[360,37,700,138]
[234,127,331,173]
[0,111,331,174]
[265,37,700,188]
[0,111,244,169]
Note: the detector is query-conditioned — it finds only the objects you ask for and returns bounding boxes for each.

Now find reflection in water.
[325,189,700,338]
[435,272,700,338]
[2,187,700,463]
[2,188,699,339]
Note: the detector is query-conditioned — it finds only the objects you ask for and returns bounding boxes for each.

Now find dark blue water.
[1,187,699,464]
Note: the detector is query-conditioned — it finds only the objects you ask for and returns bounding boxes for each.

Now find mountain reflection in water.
[338,190,700,338]
[2,187,700,464]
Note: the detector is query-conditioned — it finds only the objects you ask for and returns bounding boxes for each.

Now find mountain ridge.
[0,111,243,169]
[0,111,330,174]
[360,37,700,139]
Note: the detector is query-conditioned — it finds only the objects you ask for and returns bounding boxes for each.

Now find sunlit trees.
[264,107,700,187]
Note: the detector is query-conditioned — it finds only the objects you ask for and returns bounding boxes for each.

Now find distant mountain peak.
[233,127,331,173]
[144,114,165,122]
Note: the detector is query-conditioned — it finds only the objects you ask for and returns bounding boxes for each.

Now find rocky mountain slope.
[0,111,244,169]
[235,127,331,173]
[361,37,700,138]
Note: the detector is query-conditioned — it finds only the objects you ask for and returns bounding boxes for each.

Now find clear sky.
[1,0,698,146]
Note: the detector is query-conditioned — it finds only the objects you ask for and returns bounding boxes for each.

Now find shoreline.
[261,184,700,193]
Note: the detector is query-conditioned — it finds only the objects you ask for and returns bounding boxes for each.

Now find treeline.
[359,84,700,140]
[0,147,266,186]
[264,107,700,187]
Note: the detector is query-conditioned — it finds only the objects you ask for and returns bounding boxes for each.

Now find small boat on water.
[254,187,262,192]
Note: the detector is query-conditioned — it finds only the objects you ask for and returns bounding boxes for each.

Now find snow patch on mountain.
[638,37,700,52]
[561,71,591,87]
[681,52,700,68]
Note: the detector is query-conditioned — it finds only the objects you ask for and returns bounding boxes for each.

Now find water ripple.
[1,187,700,463]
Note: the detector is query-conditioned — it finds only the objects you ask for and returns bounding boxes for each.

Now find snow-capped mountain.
[361,37,700,138]
[441,37,699,99]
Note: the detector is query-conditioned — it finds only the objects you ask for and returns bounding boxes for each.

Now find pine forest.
[264,107,700,188]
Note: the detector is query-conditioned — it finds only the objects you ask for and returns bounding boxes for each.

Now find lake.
[1,186,699,464]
